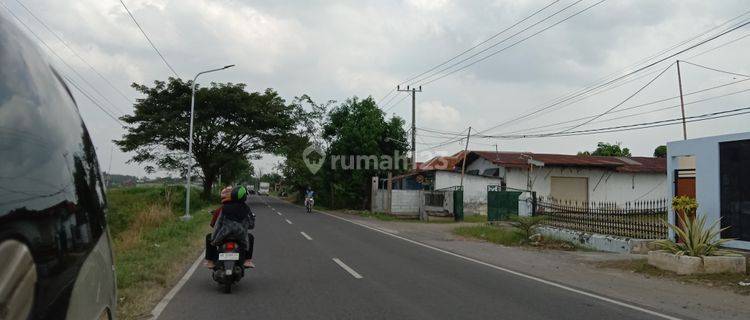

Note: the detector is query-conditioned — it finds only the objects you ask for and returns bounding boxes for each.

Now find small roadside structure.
[666,132,750,250]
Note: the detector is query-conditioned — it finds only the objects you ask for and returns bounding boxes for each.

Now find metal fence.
[533,197,668,239]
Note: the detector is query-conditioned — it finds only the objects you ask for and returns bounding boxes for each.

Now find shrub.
[654,212,732,257]
[672,196,698,220]
[510,215,547,242]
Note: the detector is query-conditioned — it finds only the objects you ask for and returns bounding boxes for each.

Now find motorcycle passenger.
[204,186,255,269]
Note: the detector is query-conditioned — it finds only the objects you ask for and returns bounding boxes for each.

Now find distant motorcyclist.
[204,186,255,268]
[304,187,315,213]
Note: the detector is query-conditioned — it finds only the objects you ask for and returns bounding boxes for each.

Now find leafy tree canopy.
[653,145,667,158]
[578,142,632,157]
[116,78,301,197]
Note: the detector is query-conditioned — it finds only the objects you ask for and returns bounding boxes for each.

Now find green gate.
[487,185,522,221]
[453,188,463,222]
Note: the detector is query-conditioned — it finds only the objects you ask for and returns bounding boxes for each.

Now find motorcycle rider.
[304,187,315,211]
[204,186,255,268]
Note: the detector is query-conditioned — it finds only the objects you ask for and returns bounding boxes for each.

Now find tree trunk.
[202,175,215,199]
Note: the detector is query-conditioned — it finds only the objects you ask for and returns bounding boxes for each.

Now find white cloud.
[5,0,750,173]
[417,100,461,129]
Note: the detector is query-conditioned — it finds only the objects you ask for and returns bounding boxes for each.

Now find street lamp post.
[182,65,235,221]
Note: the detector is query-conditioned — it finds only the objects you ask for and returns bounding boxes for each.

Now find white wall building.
[462,151,667,203]
[667,132,750,250]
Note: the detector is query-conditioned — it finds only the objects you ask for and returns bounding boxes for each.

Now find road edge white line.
[150,250,205,319]
[300,231,313,240]
[318,210,681,320]
[332,258,363,279]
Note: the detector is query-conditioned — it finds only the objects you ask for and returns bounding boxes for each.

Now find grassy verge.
[453,224,579,250]
[595,259,750,295]
[107,186,215,320]
[454,224,524,246]
[338,210,490,223]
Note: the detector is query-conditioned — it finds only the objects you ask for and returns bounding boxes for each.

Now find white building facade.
[667,132,750,250]
[463,151,667,203]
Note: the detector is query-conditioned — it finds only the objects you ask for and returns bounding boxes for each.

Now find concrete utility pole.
[397,85,422,171]
[459,127,472,187]
[676,60,688,140]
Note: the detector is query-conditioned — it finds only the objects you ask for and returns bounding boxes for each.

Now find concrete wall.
[372,189,422,216]
[538,226,655,254]
[667,131,750,250]
[505,167,667,203]
[433,170,504,215]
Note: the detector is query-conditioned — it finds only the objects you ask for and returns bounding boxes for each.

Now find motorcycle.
[305,197,314,213]
[212,239,245,293]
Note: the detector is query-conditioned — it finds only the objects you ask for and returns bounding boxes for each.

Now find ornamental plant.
[654,198,732,257]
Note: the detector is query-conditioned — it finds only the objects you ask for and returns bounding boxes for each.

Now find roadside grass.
[107,186,215,320]
[338,210,489,223]
[453,224,579,250]
[595,258,750,295]
[453,224,525,246]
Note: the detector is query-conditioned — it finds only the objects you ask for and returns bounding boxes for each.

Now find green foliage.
[672,195,698,218]
[510,215,547,241]
[654,213,732,257]
[578,142,632,157]
[454,225,525,246]
[106,185,211,237]
[321,96,409,208]
[653,145,667,158]
[116,78,301,198]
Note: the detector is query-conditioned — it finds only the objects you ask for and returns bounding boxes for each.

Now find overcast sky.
[3,0,750,177]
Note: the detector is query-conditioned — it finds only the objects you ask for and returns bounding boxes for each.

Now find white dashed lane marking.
[285,219,293,225]
[332,258,363,279]
[300,231,313,240]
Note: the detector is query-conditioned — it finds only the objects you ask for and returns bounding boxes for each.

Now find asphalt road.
[157,196,679,320]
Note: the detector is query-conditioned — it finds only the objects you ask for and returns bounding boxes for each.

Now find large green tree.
[653,145,667,158]
[116,78,300,198]
[578,142,632,157]
[276,95,330,199]
[322,96,409,209]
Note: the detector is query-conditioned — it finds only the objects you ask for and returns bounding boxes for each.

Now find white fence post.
[518,192,532,217]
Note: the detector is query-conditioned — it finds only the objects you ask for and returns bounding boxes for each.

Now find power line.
[417,0,607,86]
[680,60,750,78]
[484,106,750,139]
[476,17,750,135]
[552,62,675,135]
[119,0,180,78]
[14,0,133,106]
[411,0,588,86]
[63,75,124,126]
[378,0,562,106]
[383,92,410,112]
[0,2,124,118]
[500,80,750,135]
[508,11,750,131]
[403,0,562,87]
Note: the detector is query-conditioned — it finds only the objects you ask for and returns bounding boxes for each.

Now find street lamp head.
[223,64,235,69]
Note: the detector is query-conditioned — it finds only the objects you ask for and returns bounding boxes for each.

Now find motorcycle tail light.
[226,242,236,250]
